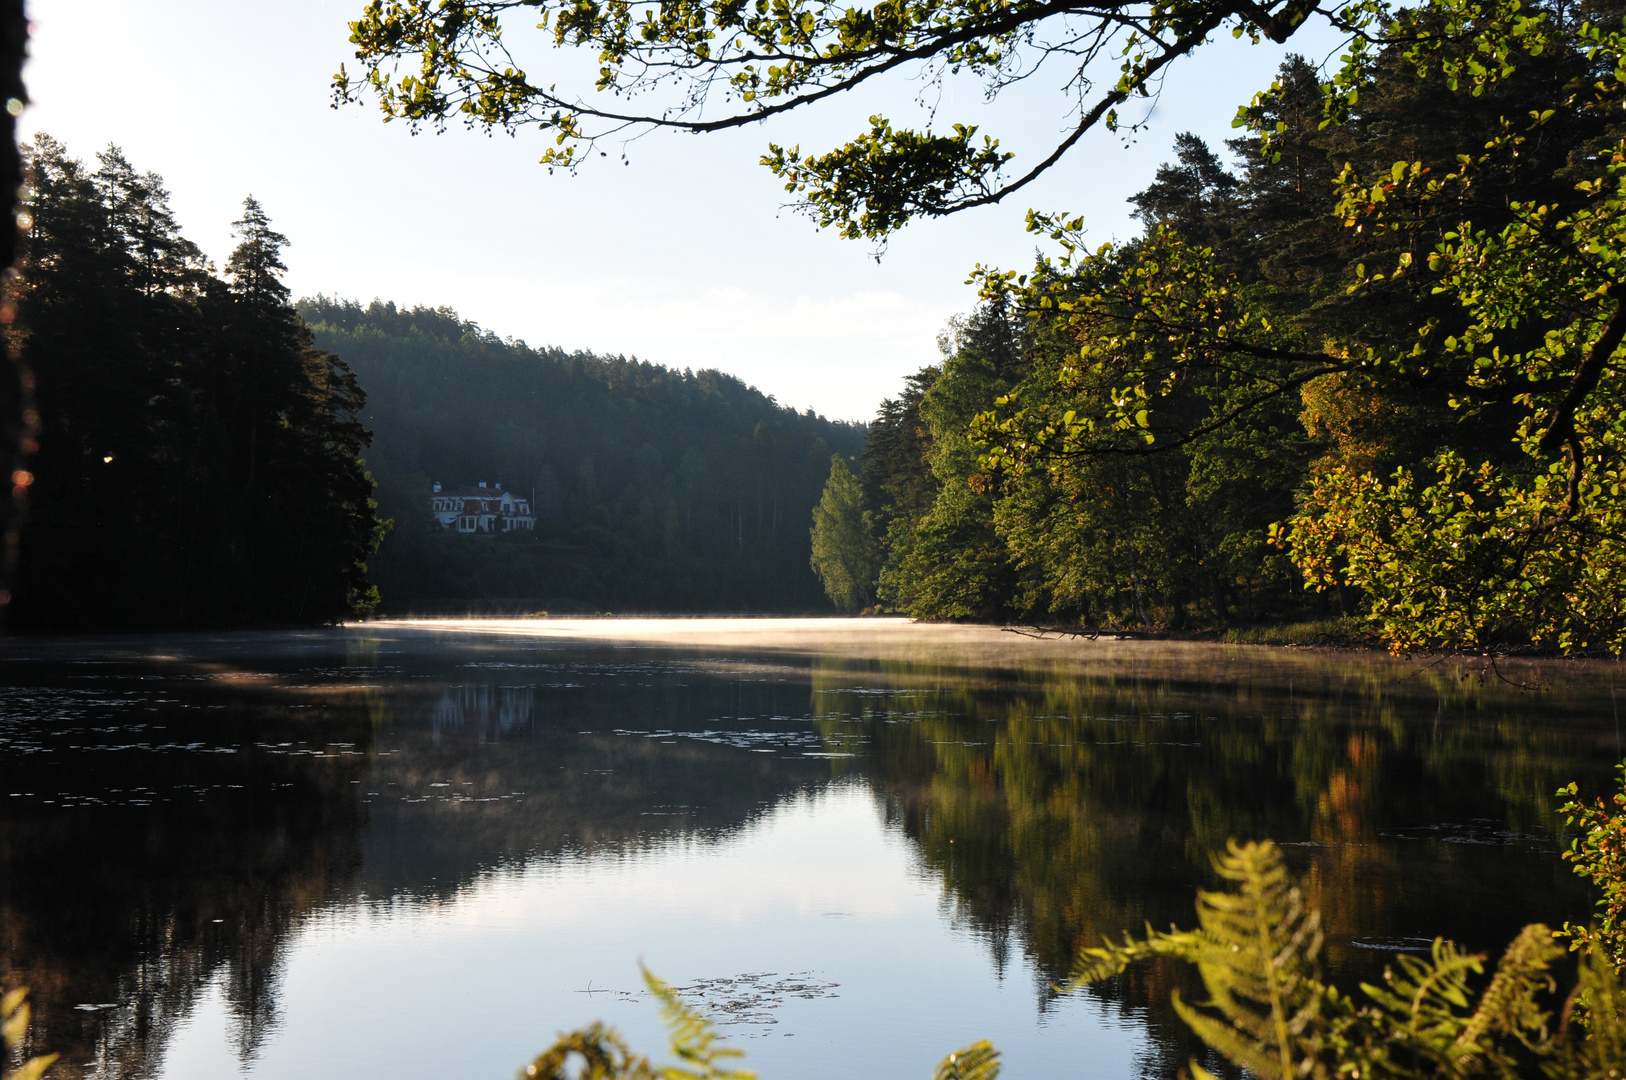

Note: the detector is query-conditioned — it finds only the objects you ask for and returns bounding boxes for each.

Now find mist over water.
[1,620,1618,1079]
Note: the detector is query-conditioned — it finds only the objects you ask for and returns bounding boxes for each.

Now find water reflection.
[0,681,371,1078]
[432,684,535,741]
[808,654,1615,1074]
[0,623,1619,1079]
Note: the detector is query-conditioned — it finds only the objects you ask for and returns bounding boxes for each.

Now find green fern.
[1551,943,1626,1078]
[519,1023,659,1080]
[1071,839,1337,1080]
[518,968,754,1080]
[1456,924,1561,1053]
[931,1040,1000,1080]
[1343,925,1564,1079]
[643,968,755,1080]
[1,988,58,1080]
[1066,839,1626,1080]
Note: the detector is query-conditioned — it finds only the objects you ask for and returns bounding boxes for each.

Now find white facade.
[430,481,537,534]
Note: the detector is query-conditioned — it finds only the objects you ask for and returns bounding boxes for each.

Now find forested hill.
[299,298,866,614]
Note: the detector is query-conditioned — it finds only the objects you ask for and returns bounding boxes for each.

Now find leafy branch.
[335,0,1537,239]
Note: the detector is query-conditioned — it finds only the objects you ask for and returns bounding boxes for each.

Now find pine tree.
[9,141,382,628]
[809,455,878,612]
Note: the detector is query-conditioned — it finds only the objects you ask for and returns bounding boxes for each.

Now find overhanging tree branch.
[337,0,1469,239]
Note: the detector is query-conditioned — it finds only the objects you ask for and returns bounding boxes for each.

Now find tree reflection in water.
[0,628,1617,1080]
[811,655,1615,1076]
[0,681,372,1078]
[0,639,829,1079]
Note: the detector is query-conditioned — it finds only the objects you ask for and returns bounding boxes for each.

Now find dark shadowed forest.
[6,138,381,631]
[300,298,865,615]
[3,136,863,631]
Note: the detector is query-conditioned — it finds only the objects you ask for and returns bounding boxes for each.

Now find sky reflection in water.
[1,619,1622,1080]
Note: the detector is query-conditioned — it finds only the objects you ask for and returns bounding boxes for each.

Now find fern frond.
[1070,840,1336,1080]
[1457,923,1561,1053]
[518,1023,660,1080]
[517,971,751,1080]
[1360,939,1485,1044]
[931,1040,1000,1080]
[5,1058,59,1080]
[1182,839,1332,1080]
[1,987,58,1080]
[1350,925,1565,1078]
[1069,923,1202,986]
[0,989,27,1050]
[642,968,754,1080]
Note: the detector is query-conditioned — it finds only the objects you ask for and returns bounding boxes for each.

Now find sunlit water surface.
[2,619,1622,1079]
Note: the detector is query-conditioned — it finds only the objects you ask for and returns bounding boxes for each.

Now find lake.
[1,618,1621,1079]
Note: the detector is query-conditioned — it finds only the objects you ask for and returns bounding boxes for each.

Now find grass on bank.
[1218,617,1373,647]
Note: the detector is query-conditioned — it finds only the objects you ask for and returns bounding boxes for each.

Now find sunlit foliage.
[333,0,1535,242]
[952,0,1626,650]
[1558,762,1626,972]
[809,455,880,611]
[1072,838,1626,1079]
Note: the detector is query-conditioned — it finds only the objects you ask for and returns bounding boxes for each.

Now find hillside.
[299,298,866,614]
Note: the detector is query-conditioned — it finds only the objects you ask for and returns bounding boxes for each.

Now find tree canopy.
[969,0,1626,652]
[334,0,1530,241]
[834,0,1626,654]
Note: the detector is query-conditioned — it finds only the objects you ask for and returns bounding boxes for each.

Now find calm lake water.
[1,618,1622,1079]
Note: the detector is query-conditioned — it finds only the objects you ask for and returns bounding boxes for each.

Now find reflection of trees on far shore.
[0,690,373,1080]
[2,634,1617,1080]
[810,656,1614,1079]
[0,653,827,1080]
[355,676,829,901]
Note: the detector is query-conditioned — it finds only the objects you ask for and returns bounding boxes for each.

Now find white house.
[430,481,537,534]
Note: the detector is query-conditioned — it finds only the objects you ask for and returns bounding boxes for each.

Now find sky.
[23,1,1344,421]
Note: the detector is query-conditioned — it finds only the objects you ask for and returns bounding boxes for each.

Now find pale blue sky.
[24,1,1343,420]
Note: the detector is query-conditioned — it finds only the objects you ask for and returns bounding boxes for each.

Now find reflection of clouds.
[432,685,535,741]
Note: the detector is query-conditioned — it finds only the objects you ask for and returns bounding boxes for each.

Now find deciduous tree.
[333,0,1511,242]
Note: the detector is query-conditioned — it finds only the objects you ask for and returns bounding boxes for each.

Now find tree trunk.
[0,0,30,627]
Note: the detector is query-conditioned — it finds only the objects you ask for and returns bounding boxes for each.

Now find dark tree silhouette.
[0,0,26,622]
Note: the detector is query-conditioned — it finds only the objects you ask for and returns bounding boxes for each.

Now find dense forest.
[299,298,865,614]
[816,3,1626,654]
[3,136,863,628]
[7,137,382,631]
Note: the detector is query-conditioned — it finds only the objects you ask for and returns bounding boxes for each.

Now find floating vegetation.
[1379,820,1549,846]
[582,971,840,1030]
[1347,936,1437,952]
[613,725,829,755]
